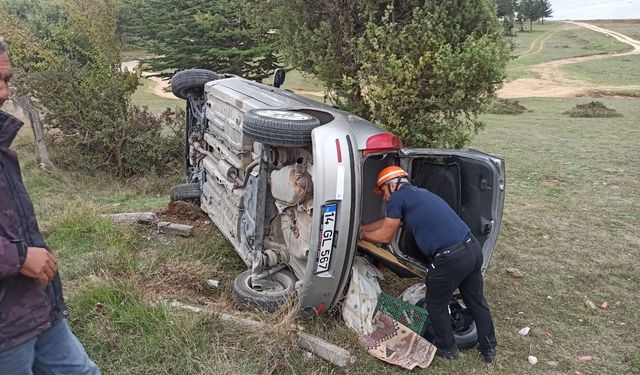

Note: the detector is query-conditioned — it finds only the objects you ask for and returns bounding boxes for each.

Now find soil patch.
[159,201,209,225]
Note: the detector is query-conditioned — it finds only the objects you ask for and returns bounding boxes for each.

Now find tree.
[497,0,517,35]
[1,0,184,177]
[518,0,539,31]
[538,0,553,24]
[119,0,280,81]
[256,1,510,148]
[355,4,511,148]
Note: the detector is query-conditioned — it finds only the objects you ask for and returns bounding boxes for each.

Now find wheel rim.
[254,110,312,121]
[245,274,289,295]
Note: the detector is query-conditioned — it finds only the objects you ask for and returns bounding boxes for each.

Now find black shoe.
[480,347,496,363]
[436,347,461,360]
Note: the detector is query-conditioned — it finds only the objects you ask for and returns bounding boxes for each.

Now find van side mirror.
[273,68,286,88]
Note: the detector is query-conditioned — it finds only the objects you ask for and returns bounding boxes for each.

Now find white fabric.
[342,256,384,335]
[399,282,427,305]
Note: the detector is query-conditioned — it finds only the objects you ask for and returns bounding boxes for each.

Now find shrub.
[563,101,623,118]
[1,0,184,177]
[51,106,184,177]
[486,99,528,115]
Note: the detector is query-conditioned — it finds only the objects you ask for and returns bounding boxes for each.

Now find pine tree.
[119,0,280,80]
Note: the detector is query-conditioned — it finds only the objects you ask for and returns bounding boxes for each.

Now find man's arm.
[0,236,22,279]
[0,236,57,287]
[360,218,385,232]
[361,217,402,244]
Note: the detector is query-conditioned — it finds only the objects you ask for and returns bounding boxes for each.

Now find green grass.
[131,77,182,114]
[472,97,640,375]
[508,22,558,56]
[121,48,156,62]
[7,93,639,374]
[262,68,325,93]
[589,20,640,41]
[507,22,632,80]
[562,55,640,85]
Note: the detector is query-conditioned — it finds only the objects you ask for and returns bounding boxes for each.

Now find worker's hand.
[19,247,57,288]
[358,227,366,241]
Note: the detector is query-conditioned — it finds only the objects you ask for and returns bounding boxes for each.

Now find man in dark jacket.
[0,38,100,374]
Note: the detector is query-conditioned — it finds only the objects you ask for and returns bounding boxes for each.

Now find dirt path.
[498,21,640,98]
[518,29,557,58]
[121,60,180,100]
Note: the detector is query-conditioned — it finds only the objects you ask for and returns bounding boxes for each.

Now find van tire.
[170,183,201,203]
[242,109,321,147]
[233,269,297,312]
[171,69,220,100]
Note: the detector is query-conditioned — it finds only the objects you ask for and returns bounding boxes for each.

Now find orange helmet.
[374,166,408,194]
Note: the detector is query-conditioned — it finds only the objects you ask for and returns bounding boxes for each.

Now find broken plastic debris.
[207,279,220,288]
[528,356,538,365]
[518,327,530,336]
[577,355,592,362]
[600,301,608,309]
[584,300,596,310]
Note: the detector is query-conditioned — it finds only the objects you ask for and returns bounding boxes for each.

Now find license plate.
[315,203,337,274]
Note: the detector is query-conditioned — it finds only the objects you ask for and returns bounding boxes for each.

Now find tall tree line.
[497,0,553,35]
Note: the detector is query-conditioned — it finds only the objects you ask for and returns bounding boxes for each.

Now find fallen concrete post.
[157,221,194,237]
[167,300,356,367]
[103,212,157,224]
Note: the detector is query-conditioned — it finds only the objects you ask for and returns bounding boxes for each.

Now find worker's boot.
[479,347,496,363]
[436,346,460,360]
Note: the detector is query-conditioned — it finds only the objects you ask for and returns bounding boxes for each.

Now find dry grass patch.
[486,98,529,115]
[563,101,623,118]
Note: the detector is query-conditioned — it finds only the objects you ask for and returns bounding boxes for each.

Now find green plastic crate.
[374,292,430,335]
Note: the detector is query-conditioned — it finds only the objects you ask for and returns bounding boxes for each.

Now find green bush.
[51,106,184,177]
[563,101,623,118]
[263,1,510,148]
[486,98,529,115]
[1,0,184,177]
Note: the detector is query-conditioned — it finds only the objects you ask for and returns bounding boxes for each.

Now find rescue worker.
[359,166,497,363]
[0,38,100,374]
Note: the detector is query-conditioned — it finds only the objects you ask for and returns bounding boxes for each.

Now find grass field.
[562,54,640,85]
[5,18,638,374]
[269,69,325,93]
[589,19,640,41]
[131,77,182,114]
[506,22,631,80]
[7,91,639,374]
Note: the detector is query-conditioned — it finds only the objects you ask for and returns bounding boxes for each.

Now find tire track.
[499,21,640,98]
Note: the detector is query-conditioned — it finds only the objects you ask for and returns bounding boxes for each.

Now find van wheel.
[233,269,296,312]
[170,183,201,204]
[242,109,321,147]
[171,69,220,100]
